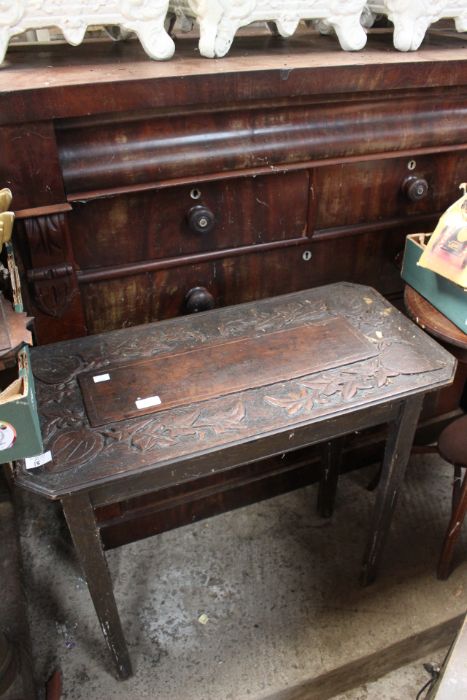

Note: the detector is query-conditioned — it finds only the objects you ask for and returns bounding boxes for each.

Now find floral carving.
[0,1,25,27]
[33,354,82,385]
[367,1,467,51]
[265,388,316,416]
[48,428,104,471]
[128,401,247,452]
[130,409,202,451]
[194,400,246,434]
[170,0,367,57]
[217,300,328,338]
[264,355,403,418]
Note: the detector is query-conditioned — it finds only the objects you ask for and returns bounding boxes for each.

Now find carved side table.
[11,283,456,679]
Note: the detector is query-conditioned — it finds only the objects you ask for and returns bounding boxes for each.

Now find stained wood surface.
[13,283,455,500]
[79,316,375,426]
[1,32,467,122]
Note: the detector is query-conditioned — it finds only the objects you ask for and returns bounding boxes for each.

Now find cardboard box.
[0,345,43,461]
[401,233,466,333]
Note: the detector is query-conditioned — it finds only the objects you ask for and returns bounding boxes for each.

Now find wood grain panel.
[314,151,467,229]
[79,317,375,426]
[69,171,310,269]
[2,35,467,125]
[78,224,411,335]
[56,96,467,194]
[0,123,65,210]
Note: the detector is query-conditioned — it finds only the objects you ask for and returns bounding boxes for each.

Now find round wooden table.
[404,286,467,362]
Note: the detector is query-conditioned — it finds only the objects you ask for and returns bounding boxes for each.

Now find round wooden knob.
[187,206,216,234]
[184,287,215,313]
[402,176,429,202]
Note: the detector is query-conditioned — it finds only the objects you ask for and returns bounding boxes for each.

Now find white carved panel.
[367,1,467,51]
[169,0,368,57]
[0,0,175,63]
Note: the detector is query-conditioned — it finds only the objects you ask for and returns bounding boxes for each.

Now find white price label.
[25,450,52,470]
[135,395,162,410]
[93,373,110,383]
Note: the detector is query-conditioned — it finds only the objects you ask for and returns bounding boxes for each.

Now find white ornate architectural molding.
[169,0,368,58]
[367,1,467,51]
[0,0,175,64]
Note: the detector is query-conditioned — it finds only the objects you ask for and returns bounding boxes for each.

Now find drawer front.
[71,170,311,270]
[313,151,467,230]
[79,225,407,335]
[80,247,314,334]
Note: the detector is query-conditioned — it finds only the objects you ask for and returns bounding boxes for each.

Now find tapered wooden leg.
[452,466,464,511]
[317,438,344,518]
[360,396,424,586]
[437,469,467,580]
[61,492,133,679]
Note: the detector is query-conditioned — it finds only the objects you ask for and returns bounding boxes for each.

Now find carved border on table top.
[29,285,450,476]
[32,297,329,384]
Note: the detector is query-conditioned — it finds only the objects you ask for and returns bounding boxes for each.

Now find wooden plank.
[78,317,375,426]
[264,615,463,700]
[430,614,467,699]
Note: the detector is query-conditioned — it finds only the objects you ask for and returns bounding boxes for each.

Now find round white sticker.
[0,421,16,450]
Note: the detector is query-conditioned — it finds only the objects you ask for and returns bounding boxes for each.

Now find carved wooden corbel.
[21,213,78,319]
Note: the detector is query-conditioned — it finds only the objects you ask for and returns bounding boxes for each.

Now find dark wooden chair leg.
[452,466,464,511]
[317,439,344,518]
[437,469,467,581]
[61,493,133,680]
[360,395,423,587]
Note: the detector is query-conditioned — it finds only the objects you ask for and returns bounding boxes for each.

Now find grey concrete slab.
[17,454,467,699]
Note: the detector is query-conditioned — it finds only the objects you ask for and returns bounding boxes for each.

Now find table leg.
[317,438,344,518]
[360,395,424,586]
[61,492,133,680]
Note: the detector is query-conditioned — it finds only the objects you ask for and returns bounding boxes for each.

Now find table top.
[14,283,456,500]
[404,286,467,355]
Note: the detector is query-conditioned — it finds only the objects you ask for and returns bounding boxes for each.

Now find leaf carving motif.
[131,423,176,451]
[218,301,327,338]
[130,409,202,452]
[195,400,246,434]
[33,355,82,385]
[128,401,246,453]
[264,351,406,417]
[265,388,315,416]
[50,429,104,471]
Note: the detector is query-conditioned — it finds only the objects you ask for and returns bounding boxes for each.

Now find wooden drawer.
[313,151,467,230]
[79,247,315,333]
[70,170,311,269]
[78,224,407,335]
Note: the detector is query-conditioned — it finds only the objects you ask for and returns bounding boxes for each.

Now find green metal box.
[0,345,43,461]
[401,233,467,334]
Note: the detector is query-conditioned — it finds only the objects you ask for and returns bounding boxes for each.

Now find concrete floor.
[17,454,467,700]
